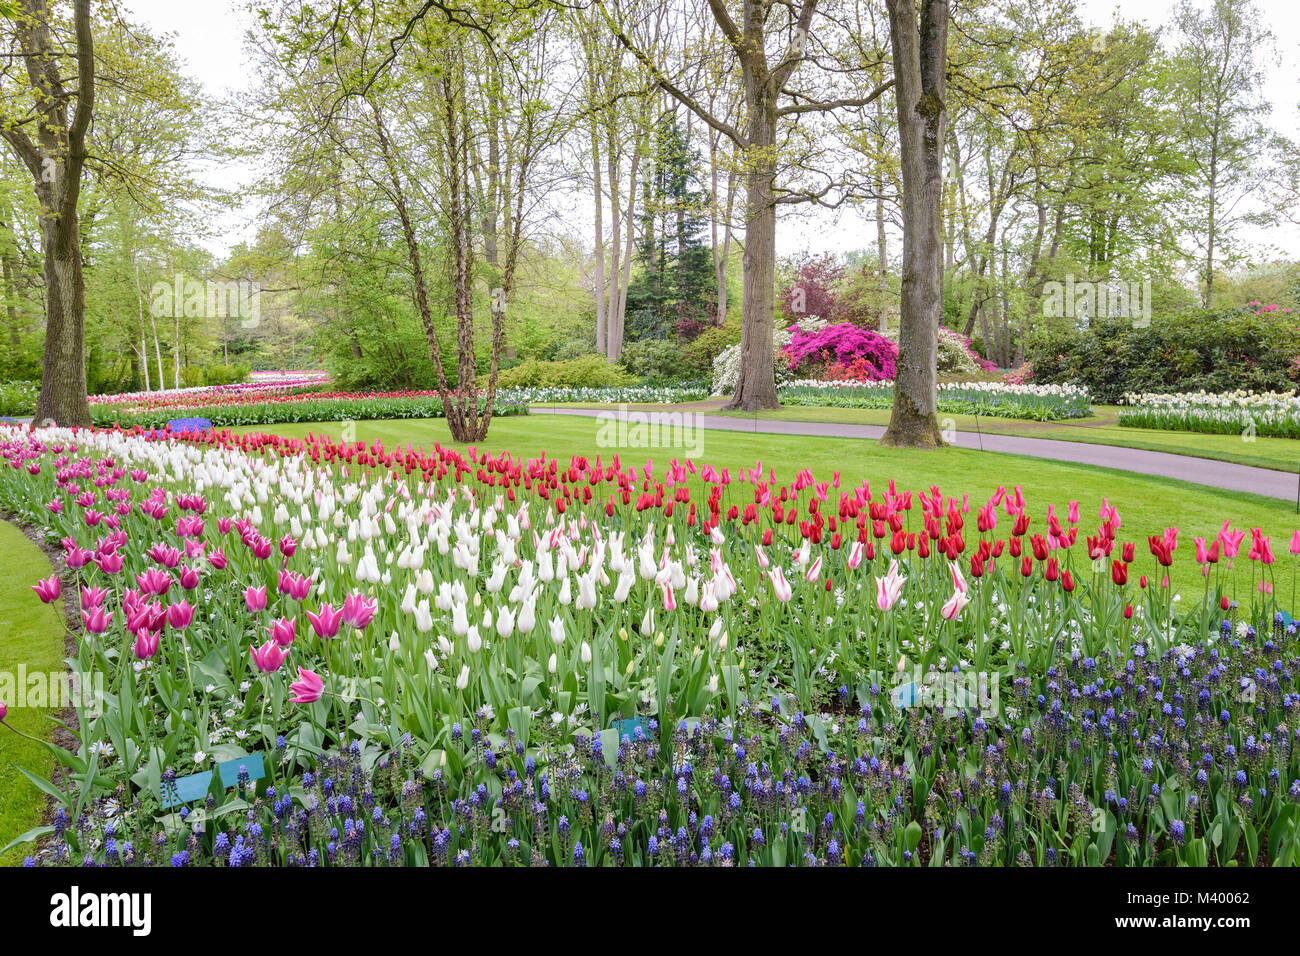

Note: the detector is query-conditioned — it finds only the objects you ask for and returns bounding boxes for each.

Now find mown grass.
[0,521,64,866]
[534,401,1300,472]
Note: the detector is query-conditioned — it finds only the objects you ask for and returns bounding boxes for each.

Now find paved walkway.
[532,407,1300,503]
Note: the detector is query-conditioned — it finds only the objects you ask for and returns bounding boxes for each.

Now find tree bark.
[881,0,948,448]
[2,0,96,426]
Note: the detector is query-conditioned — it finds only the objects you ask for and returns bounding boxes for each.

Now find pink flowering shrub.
[783,323,898,381]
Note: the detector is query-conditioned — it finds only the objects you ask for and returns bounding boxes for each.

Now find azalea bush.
[2,422,1298,866]
[779,381,1093,421]
[783,323,897,381]
[1119,390,1300,438]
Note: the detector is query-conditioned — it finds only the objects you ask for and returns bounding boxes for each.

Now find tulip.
[81,606,113,634]
[306,603,343,639]
[875,561,905,611]
[243,585,268,613]
[289,667,324,704]
[1291,529,1300,556]
[32,575,61,604]
[179,565,200,590]
[93,551,124,574]
[768,567,793,602]
[549,615,566,646]
[80,585,106,608]
[940,589,970,620]
[250,640,288,674]
[134,630,160,660]
[267,616,296,648]
[580,641,592,664]
[456,665,470,690]
[166,601,195,630]
[340,592,377,631]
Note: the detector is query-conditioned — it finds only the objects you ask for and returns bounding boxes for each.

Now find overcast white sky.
[121,0,1300,263]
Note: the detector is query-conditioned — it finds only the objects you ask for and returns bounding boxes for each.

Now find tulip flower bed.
[1120,390,1300,438]
[780,381,1093,421]
[88,371,331,409]
[90,390,529,430]
[2,422,1299,867]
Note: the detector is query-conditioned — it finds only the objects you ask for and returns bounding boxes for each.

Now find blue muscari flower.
[171,851,189,867]
[1170,819,1186,845]
[752,827,765,847]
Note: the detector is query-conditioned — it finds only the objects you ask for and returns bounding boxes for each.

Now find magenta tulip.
[32,575,61,604]
[289,667,324,704]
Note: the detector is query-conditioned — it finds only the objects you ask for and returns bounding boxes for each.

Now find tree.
[0,0,95,425]
[602,0,891,411]
[880,0,947,448]
[1171,0,1273,306]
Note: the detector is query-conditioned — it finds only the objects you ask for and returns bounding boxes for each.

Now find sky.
[122,0,1300,263]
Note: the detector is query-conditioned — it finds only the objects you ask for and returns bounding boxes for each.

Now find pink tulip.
[80,585,106,608]
[289,667,324,704]
[32,575,61,604]
[208,547,228,570]
[243,585,267,612]
[306,603,343,639]
[875,561,905,611]
[949,560,967,594]
[65,547,93,569]
[279,535,298,558]
[805,555,822,582]
[81,606,113,634]
[250,640,288,674]
[166,601,195,630]
[93,551,123,574]
[179,565,200,590]
[340,592,377,631]
[136,568,172,596]
[134,630,160,660]
[768,567,793,602]
[267,616,297,647]
[940,589,971,621]
[848,541,865,569]
[1291,529,1300,555]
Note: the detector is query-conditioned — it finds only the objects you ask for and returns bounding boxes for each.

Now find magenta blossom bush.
[783,323,898,381]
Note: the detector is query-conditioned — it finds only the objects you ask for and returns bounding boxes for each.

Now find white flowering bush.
[711,318,826,394]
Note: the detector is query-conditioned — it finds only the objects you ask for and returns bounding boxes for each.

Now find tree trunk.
[881,0,947,448]
[34,216,91,425]
[725,94,779,412]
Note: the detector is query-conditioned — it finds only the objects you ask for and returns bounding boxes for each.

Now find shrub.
[617,339,692,385]
[783,323,897,381]
[1025,307,1300,404]
[496,355,634,389]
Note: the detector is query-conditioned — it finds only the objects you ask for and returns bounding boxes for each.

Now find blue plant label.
[218,753,265,788]
[612,717,647,742]
[161,770,213,808]
[893,681,918,709]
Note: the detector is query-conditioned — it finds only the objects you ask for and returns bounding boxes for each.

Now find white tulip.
[456,665,470,690]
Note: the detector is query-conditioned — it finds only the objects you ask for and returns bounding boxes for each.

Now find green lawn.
[708,403,1300,473]
[237,415,1300,600]
[0,521,64,866]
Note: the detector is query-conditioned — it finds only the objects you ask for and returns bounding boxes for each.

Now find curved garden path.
[532,406,1300,503]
